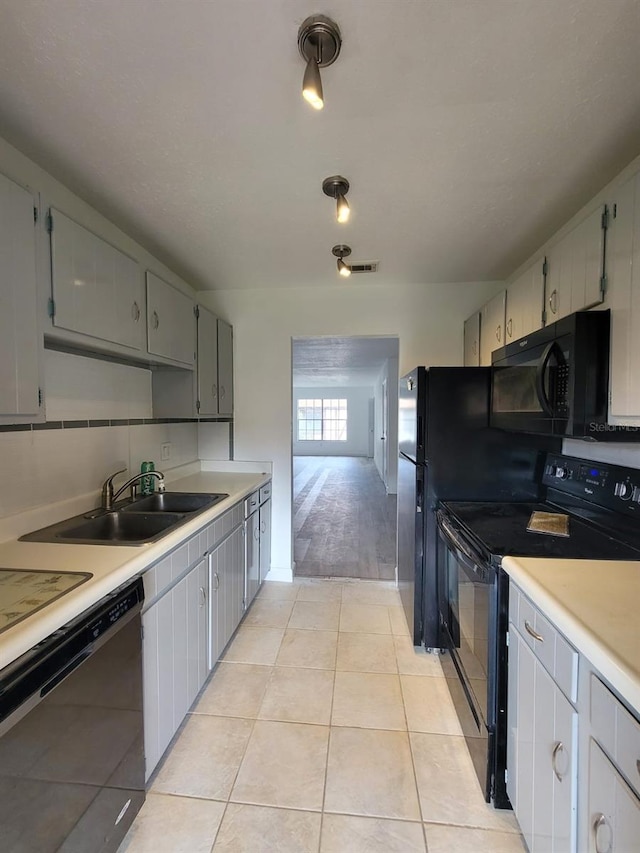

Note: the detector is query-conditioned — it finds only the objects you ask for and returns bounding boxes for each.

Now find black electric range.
[436,452,640,809]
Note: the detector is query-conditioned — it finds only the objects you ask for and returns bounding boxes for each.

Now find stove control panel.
[543,454,640,517]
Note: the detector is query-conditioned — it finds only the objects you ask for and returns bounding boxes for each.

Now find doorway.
[291,336,399,580]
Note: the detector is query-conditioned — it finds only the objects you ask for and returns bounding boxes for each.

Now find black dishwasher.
[0,577,145,853]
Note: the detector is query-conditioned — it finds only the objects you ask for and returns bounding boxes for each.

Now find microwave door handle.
[535,341,558,417]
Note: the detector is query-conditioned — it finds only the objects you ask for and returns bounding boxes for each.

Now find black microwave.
[490,310,611,439]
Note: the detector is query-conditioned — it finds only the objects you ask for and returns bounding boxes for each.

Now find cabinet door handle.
[199,586,206,606]
[132,301,140,322]
[211,383,218,399]
[506,318,513,338]
[254,527,260,541]
[260,521,266,533]
[213,572,220,590]
[220,385,226,399]
[472,340,477,355]
[548,289,558,315]
[495,324,501,342]
[637,758,640,778]
[524,620,544,642]
[551,741,567,781]
[152,310,160,330]
[593,813,612,853]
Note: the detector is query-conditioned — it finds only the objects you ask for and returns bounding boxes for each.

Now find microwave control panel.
[543,454,640,516]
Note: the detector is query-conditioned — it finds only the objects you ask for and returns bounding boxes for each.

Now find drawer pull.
[551,741,567,781]
[593,813,612,853]
[524,620,544,642]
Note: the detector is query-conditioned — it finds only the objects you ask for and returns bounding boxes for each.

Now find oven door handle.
[535,341,561,417]
[437,512,487,580]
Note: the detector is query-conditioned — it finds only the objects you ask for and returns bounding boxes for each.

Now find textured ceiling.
[293,336,398,387]
[0,1,639,291]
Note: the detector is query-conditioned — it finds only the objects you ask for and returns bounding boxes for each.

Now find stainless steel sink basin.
[121,492,228,514]
[61,511,184,543]
[19,492,230,546]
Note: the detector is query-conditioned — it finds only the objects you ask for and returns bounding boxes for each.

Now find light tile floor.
[120,578,527,853]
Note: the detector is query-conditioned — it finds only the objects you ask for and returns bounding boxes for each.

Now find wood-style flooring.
[293,456,397,580]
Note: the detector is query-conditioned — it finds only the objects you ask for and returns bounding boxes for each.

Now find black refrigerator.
[397,366,559,647]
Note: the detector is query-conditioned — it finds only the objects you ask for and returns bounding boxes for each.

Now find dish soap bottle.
[141,461,155,496]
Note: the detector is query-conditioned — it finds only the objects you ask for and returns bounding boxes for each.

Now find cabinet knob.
[548,289,558,315]
[593,813,612,853]
[524,620,544,642]
[551,740,567,781]
[152,310,160,330]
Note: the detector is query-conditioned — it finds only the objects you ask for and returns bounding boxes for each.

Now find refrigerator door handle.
[416,477,423,513]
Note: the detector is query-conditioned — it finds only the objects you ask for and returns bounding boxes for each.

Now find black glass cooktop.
[442,501,640,563]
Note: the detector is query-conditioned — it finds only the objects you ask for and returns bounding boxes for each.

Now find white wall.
[200,279,503,575]
[293,386,372,457]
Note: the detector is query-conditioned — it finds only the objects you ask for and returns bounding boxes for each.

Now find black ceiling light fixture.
[323,175,350,223]
[332,244,352,278]
[298,14,342,110]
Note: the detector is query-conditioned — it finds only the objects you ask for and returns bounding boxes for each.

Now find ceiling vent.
[349,261,379,274]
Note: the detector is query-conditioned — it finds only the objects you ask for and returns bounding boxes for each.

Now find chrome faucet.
[101,468,166,510]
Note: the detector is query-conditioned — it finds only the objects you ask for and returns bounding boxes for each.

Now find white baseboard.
[264,566,294,583]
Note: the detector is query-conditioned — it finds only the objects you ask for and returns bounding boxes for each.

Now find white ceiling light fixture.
[323,175,350,223]
[332,244,352,278]
[298,14,342,111]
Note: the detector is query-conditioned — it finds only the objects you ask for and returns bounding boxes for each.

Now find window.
[297,398,347,441]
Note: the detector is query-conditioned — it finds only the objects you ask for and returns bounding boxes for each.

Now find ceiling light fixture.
[298,14,342,110]
[323,176,350,223]
[332,244,352,278]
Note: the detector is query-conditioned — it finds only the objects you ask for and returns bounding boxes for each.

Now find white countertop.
[0,469,270,671]
[502,556,640,713]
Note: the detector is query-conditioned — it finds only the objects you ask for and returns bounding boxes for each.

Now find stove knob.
[554,465,569,480]
[615,481,633,500]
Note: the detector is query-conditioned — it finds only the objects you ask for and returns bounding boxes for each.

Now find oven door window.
[442,541,490,724]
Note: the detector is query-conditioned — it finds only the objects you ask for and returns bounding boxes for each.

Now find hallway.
[293,457,396,580]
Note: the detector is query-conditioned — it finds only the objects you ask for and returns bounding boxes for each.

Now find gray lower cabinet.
[142,553,208,780]
[588,741,640,853]
[244,491,260,609]
[259,497,271,583]
[209,523,244,666]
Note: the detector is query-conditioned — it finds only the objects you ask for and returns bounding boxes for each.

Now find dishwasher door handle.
[41,649,92,698]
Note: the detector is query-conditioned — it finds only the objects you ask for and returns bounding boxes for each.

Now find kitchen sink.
[19,492,229,546]
[61,511,184,543]
[121,492,228,513]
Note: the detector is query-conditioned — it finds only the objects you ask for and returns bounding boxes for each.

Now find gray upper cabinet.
[544,205,606,323]
[217,318,233,416]
[49,208,143,351]
[197,305,219,416]
[504,258,545,344]
[0,172,41,421]
[606,168,640,423]
[463,311,480,366]
[146,271,195,368]
[480,291,506,366]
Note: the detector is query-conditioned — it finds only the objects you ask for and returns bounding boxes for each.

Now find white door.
[382,378,389,490]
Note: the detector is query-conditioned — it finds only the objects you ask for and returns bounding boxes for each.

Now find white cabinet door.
[463,311,480,366]
[146,271,195,367]
[505,259,545,343]
[245,511,260,608]
[217,318,233,416]
[186,557,209,700]
[143,591,174,780]
[508,621,577,852]
[49,208,143,351]
[607,169,640,422]
[544,206,606,323]
[172,574,190,726]
[480,291,506,365]
[259,498,271,583]
[0,172,40,419]
[588,741,640,853]
[197,305,219,416]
